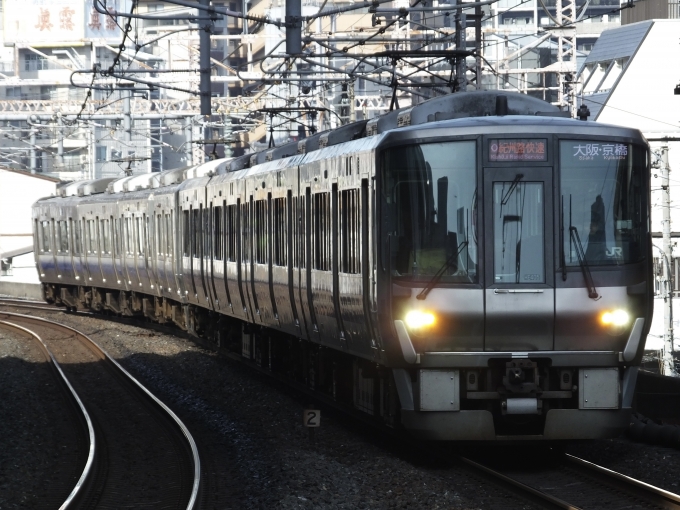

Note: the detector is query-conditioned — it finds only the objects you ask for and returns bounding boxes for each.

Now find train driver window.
[560,141,645,267]
[383,141,477,283]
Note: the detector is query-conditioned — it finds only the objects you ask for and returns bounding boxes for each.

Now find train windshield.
[383,141,478,282]
[560,141,646,266]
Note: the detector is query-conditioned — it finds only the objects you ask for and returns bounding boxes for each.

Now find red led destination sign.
[489,139,547,162]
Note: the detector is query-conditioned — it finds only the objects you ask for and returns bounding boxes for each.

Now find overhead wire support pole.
[199,0,213,116]
[660,144,676,376]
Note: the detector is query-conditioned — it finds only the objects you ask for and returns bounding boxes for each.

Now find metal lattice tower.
[555,0,578,113]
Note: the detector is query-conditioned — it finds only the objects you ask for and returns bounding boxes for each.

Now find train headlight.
[404,310,436,330]
[601,309,630,327]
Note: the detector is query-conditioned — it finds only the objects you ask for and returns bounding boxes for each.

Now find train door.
[483,166,555,351]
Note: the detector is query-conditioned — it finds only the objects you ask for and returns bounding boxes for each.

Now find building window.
[96,146,107,162]
[25,54,49,71]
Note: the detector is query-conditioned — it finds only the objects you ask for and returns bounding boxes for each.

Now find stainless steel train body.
[33,92,653,441]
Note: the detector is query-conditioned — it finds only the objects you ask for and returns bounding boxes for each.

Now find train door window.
[214,205,223,261]
[493,182,544,284]
[226,204,237,262]
[40,221,51,253]
[70,219,80,256]
[182,210,190,257]
[133,217,140,255]
[241,202,250,263]
[88,219,97,254]
[339,189,360,274]
[101,219,111,255]
[124,218,131,255]
[203,207,210,259]
[292,196,306,269]
[313,192,331,271]
[166,214,173,258]
[272,197,287,267]
[113,218,121,257]
[144,215,150,257]
[57,220,69,254]
[155,214,161,257]
[254,199,267,264]
[191,208,200,257]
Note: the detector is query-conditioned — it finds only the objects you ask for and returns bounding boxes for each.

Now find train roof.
[42,91,646,201]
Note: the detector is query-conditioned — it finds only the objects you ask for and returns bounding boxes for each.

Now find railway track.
[0,308,201,510]
[458,448,680,509]
[4,298,680,509]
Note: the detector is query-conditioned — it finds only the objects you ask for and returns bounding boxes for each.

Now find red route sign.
[489,139,547,162]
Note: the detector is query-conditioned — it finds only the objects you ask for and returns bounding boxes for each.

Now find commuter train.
[32,91,653,440]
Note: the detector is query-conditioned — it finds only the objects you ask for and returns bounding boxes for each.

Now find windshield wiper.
[501,174,524,205]
[416,241,469,300]
[569,226,600,300]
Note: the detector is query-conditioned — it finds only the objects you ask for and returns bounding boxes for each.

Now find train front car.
[378,116,652,441]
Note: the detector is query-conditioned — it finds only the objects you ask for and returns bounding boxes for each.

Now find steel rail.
[456,455,583,510]
[0,311,202,510]
[565,453,680,508]
[0,319,96,510]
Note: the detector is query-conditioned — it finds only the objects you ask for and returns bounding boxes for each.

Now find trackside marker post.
[304,409,320,441]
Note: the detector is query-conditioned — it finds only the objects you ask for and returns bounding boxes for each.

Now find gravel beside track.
[0,323,86,510]
[5,304,680,509]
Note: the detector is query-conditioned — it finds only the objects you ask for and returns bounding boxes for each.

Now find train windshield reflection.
[560,141,645,266]
[383,141,478,282]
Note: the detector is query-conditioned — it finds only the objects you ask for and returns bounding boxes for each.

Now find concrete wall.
[0,168,57,256]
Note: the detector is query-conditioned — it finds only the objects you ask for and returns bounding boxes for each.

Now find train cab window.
[313,192,331,271]
[226,205,237,262]
[214,205,223,261]
[254,199,268,264]
[382,141,477,282]
[340,189,360,274]
[272,197,286,267]
[560,141,645,266]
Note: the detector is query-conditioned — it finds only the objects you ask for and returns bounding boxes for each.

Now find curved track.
[0,308,201,510]
[4,298,680,509]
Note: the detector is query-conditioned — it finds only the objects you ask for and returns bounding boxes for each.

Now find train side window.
[87,219,97,254]
[40,221,51,253]
[272,197,287,267]
[126,218,133,255]
[214,205,223,261]
[254,199,267,264]
[313,192,331,271]
[226,205,237,262]
[340,189,360,274]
